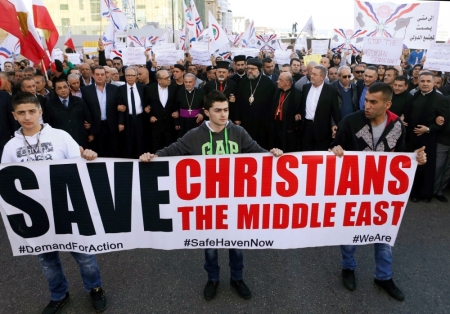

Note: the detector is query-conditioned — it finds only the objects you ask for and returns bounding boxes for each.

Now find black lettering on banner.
[0,166,50,238]
[139,161,173,232]
[50,164,95,235]
[87,162,133,233]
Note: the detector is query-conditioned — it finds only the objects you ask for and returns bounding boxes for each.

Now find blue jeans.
[38,252,102,301]
[204,249,243,282]
[340,244,392,280]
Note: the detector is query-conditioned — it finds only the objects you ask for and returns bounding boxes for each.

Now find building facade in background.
[205,0,233,34]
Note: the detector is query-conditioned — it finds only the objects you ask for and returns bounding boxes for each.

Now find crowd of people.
[0,40,445,313]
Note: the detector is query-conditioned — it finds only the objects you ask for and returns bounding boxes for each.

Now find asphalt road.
[0,194,449,314]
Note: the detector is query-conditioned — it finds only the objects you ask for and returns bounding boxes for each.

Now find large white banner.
[354,1,439,49]
[362,37,403,66]
[0,152,417,256]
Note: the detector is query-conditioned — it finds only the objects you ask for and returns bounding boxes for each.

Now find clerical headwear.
[173,64,185,71]
[206,65,215,72]
[246,58,262,69]
[233,55,246,63]
[215,61,229,70]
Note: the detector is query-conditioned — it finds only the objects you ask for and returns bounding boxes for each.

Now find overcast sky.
[228,0,450,34]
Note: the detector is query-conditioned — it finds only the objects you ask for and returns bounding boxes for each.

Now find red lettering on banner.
[310,203,321,228]
[373,201,388,225]
[337,156,359,195]
[273,204,289,229]
[215,205,228,229]
[355,201,371,226]
[343,202,357,226]
[176,159,201,200]
[302,155,323,196]
[234,157,257,197]
[178,206,194,230]
[196,205,212,230]
[262,203,270,229]
[205,158,230,198]
[292,203,308,228]
[276,155,299,197]
[237,204,259,229]
[388,156,411,195]
[323,202,336,227]
[324,155,336,196]
[391,201,405,225]
[261,157,273,197]
[363,156,387,195]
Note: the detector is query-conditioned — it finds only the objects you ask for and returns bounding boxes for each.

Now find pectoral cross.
[188,108,192,115]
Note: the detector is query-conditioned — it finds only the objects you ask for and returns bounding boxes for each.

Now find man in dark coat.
[229,55,246,86]
[176,73,205,137]
[234,58,275,149]
[45,79,94,148]
[0,90,15,159]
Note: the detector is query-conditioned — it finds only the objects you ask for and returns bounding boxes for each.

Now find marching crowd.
[0,38,445,313]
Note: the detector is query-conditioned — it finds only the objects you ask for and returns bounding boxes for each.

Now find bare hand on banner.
[269,148,283,157]
[329,145,345,157]
[414,146,427,165]
[139,152,158,162]
[79,147,98,161]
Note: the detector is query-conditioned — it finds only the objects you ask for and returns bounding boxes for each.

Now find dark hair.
[367,82,393,101]
[19,77,35,87]
[112,57,123,64]
[385,67,399,76]
[93,66,106,74]
[106,58,113,63]
[394,75,409,85]
[282,64,291,68]
[204,90,228,110]
[68,68,79,75]
[4,61,13,66]
[262,57,273,65]
[419,71,434,78]
[290,58,300,65]
[12,91,40,110]
[366,65,378,73]
[54,78,69,87]
[413,64,423,71]
[65,48,74,53]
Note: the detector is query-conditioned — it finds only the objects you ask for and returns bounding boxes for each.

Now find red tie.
[219,83,223,92]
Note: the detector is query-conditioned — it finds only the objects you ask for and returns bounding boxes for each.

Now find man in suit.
[356,66,378,111]
[82,66,124,157]
[329,66,359,120]
[45,79,94,148]
[79,63,94,87]
[262,57,279,85]
[118,68,146,158]
[299,65,340,151]
[203,61,237,120]
[145,70,179,153]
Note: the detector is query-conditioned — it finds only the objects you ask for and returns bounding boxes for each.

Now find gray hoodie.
[156,120,267,156]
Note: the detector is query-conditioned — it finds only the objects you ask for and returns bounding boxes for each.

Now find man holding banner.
[1,92,106,314]
[139,90,283,301]
[330,82,426,301]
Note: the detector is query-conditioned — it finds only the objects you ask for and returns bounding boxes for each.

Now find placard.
[274,50,291,65]
[190,49,212,66]
[155,50,185,67]
[362,37,403,66]
[65,53,81,65]
[423,43,450,72]
[303,54,322,65]
[124,47,146,65]
[311,40,329,55]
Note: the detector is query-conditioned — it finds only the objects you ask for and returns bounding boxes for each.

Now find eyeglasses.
[355,71,364,74]
[341,75,352,79]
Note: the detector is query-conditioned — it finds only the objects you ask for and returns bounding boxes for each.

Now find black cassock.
[176,87,205,137]
[235,74,275,149]
[268,87,301,152]
[203,79,237,120]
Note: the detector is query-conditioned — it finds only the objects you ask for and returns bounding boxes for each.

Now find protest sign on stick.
[362,37,402,66]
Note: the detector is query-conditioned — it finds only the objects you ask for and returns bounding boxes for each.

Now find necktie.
[62,99,68,108]
[219,83,223,92]
[130,87,136,122]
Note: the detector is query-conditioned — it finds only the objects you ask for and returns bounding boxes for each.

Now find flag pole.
[41,59,49,81]
[99,1,103,39]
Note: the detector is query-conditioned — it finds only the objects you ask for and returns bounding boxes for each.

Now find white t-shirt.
[1,124,81,163]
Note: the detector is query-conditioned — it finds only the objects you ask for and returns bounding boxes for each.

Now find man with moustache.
[176,73,205,137]
[389,76,412,118]
[384,67,399,87]
[229,55,246,86]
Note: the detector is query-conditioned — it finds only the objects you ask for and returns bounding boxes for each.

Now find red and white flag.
[32,0,59,54]
[64,28,75,51]
[208,11,229,53]
[0,0,48,65]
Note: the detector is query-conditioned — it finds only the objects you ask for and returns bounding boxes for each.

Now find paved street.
[0,195,449,314]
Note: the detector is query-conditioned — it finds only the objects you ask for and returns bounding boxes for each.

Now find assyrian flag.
[190,0,204,38]
[301,16,315,37]
[64,28,75,51]
[145,35,159,48]
[101,0,128,31]
[178,27,186,51]
[183,1,197,42]
[110,49,122,59]
[331,28,367,54]
[156,32,169,45]
[228,33,243,47]
[208,11,229,53]
[166,19,174,36]
[0,34,20,59]
[241,20,257,48]
[127,36,145,47]
[102,20,115,57]
[0,0,48,65]
[32,0,59,54]
[255,33,279,53]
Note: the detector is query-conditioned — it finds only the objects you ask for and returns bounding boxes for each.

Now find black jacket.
[0,91,15,158]
[145,83,178,124]
[329,80,359,114]
[119,83,146,119]
[45,94,94,147]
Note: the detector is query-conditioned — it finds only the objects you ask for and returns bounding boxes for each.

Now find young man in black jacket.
[139,90,283,300]
[330,82,426,302]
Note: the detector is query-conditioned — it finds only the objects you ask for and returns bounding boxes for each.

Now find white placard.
[124,47,146,65]
[190,49,212,66]
[311,40,329,55]
[424,43,450,72]
[66,53,81,65]
[274,50,292,65]
[191,42,208,50]
[230,48,260,58]
[51,48,63,62]
[362,37,403,66]
[155,50,185,67]
[82,47,98,55]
